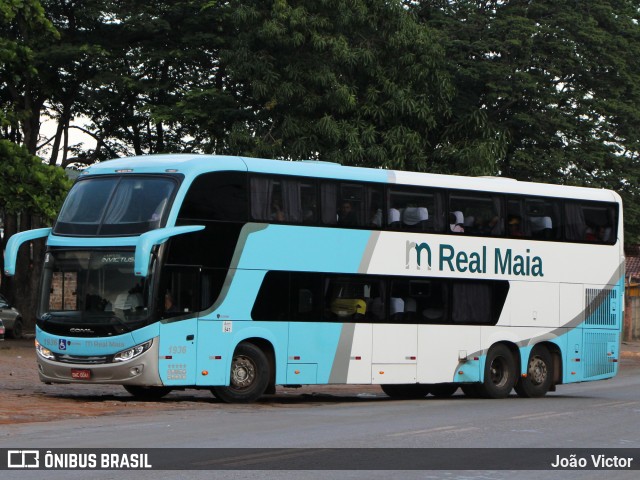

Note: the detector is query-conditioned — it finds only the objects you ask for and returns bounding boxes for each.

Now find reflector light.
[215,356,222,360]
[355,356,361,360]
[379,371,384,375]
[294,370,300,375]
[202,370,209,376]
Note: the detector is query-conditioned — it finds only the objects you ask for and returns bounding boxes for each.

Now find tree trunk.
[1,213,47,333]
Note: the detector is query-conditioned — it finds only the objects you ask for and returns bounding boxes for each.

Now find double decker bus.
[5,154,624,402]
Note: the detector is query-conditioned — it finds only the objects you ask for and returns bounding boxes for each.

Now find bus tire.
[481,344,516,399]
[212,342,270,403]
[381,384,430,399]
[429,383,459,398]
[123,385,172,400]
[515,345,553,398]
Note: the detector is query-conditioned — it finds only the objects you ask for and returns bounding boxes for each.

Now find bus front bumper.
[36,338,163,386]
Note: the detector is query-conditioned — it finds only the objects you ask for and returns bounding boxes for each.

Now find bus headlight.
[113,340,153,363]
[35,339,55,360]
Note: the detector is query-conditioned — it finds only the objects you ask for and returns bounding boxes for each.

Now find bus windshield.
[39,250,153,333]
[54,176,178,236]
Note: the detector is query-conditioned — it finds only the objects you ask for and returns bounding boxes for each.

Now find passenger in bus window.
[164,292,179,314]
[449,211,464,232]
[338,201,357,226]
[270,198,285,222]
[508,216,523,237]
[369,208,382,228]
[585,225,598,242]
[598,225,612,242]
[388,208,401,229]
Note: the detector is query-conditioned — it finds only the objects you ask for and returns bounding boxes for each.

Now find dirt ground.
[2,336,639,426]
[0,337,385,426]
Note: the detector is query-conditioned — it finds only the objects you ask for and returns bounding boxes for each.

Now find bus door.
[372,324,418,384]
[157,266,201,386]
[288,274,375,385]
[371,279,417,384]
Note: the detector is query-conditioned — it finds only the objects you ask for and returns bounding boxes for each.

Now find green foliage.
[409,0,640,242]
[2,0,640,243]
[0,140,70,219]
[185,0,453,171]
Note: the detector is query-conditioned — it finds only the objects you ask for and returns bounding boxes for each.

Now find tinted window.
[390,279,448,323]
[250,176,316,224]
[252,272,508,325]
[449,192,503,236]
[179,171,247,222]
[251,271,290,320]
[321,182,383,228]
[524,197,561,240]
[564,201,617,244]
[325,275,386,322]
[388,186,444,232]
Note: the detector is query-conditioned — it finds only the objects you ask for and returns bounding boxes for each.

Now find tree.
[0,0,58,152]
[180,0,454,172]
[408,0,640,241]
[0,140,71,326]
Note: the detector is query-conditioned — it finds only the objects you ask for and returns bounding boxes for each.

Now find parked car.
[0,319,5,340]
[0,294,23,339]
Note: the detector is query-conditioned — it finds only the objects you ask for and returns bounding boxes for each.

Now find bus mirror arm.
[4,228,52,276]
[134,225,205,277]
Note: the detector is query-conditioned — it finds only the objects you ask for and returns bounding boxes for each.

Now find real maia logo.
[406,241,544,277]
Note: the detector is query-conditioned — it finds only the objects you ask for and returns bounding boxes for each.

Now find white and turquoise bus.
[5,155,624,402]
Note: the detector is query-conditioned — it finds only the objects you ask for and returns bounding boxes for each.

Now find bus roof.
[82,154,620,203]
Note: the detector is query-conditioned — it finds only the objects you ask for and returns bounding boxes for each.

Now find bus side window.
[388,186,441,232]
[251,271,290,321]
[159,268,200,318]
[325,276,385,322]
[449,192,502,236]
[526,198,560,240]
[180,171,248,222]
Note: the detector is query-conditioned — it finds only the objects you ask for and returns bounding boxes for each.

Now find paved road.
[2,357,640,480]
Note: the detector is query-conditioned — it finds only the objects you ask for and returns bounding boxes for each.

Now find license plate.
[71,369,91,380]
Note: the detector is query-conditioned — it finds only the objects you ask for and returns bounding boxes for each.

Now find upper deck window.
[54,176,178,236]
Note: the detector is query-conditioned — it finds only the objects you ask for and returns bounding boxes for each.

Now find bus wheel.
[212,343,270,403]
[429,383,459,398]
[381,384,430,399]
[515,346,553,398]
[123,385,172,400]
[482,344,516,399]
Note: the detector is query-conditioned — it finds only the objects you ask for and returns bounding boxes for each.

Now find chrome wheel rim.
[230,355,256,390]
[528,356,547,386]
